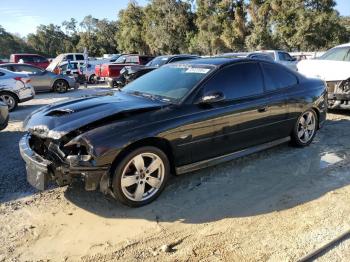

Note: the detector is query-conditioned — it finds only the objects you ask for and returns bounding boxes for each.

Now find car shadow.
[64,118,350,224]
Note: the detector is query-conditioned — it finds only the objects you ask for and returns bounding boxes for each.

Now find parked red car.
[10,54,50,69]
[95,54,154,87]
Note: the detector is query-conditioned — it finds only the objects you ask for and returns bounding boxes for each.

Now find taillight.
[14,77,31,83]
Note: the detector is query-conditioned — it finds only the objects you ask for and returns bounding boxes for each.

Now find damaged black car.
[20,58,327,207]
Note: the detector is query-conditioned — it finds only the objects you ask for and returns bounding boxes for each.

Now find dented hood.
[24,91,167,139]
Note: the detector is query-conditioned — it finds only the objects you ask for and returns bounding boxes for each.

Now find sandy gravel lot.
[1,86,350,261]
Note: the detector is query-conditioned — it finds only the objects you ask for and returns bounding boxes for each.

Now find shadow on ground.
[0,130,37,202]
[64,117,350,224]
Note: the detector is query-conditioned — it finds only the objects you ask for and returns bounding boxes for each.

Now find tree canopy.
[0,0,349,58]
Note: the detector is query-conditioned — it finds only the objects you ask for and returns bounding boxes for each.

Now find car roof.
[11,53,42,56]
[333,43,350,48]
[0,63,43,69]
[157,54,199,59]
[176,57,243,66]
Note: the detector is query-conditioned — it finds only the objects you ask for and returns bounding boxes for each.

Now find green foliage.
[0,0,348,58]
[0,26,33,58]
[116,2,149,54]
[143,0,194,54]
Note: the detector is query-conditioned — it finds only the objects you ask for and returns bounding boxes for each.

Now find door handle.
[257,106,268,113]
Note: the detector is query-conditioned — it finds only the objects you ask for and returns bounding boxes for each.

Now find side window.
[33,56,47,63]
[278,52,293,61]
[261,62,298,91]
[320,47,350,61]
[19,56,34,63]
[75,55,85,61]
[15,65,42,74]
[125,56,138,64]
[202,62,264,100]
[66,55,74,61]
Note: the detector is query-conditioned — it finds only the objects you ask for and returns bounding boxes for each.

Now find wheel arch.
[110,137,176,177]
[311,106,321,129]
[52,78,69,89]
[0,90,19,102]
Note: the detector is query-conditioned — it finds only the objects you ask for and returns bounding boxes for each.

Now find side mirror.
[198,91,225,104]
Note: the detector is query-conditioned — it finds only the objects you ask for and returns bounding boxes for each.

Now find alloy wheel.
[0,94,16,111]
[297,111,316,144]
[120,153,165,202]
[55,81,68,93]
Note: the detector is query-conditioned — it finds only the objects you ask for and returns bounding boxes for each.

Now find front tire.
[291,109,318,147]
[112,146,170,207]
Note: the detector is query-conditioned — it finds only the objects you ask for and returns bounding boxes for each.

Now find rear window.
[261,62,298,91]
[75,55,85,60]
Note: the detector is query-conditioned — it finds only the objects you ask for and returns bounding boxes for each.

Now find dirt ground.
[1,86,350,261]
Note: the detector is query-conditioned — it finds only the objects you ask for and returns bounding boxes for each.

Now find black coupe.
[20,58,327,207]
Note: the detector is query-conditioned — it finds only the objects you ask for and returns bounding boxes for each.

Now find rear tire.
[112,146,170,207]
[291,109,318,147]
[0,92,18,111]
[54,80,68,93]
[89,74,96,84]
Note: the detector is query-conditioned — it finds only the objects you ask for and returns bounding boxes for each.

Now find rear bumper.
[19,134,109,191]
[19,94,34,103]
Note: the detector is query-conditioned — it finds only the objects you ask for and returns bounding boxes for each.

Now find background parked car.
[247,53,275,62]
[58,61,97,84]
[118,54,200,88]
[0,68,34,111]
[10,54,49,69]
[47,53,86,74]
[0,101,9,130]
[95,54,154,87]
[0,63,78,93]
[219,50,297,70]
[297,43,350,109]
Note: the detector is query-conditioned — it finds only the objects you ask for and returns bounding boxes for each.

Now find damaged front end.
[328,79,350,109]
[19,131,110,193]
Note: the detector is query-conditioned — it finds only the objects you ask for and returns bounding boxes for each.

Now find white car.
[0,68,35,111]
[59,61,96,84]
[297,43,350,109]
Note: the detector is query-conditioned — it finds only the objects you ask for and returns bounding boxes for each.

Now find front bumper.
[327,81,350,109]
[19,134,110,191]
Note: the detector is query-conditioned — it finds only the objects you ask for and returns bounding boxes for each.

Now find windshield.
[114,55,128,63]
[319,47,350,61]
[123,64,214,102]
[146,56,169,67]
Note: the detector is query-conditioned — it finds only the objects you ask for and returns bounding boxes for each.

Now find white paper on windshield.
[185,68,210,74]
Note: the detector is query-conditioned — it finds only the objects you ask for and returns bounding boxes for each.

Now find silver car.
[0,68,35,111]
[0,63,79,93]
